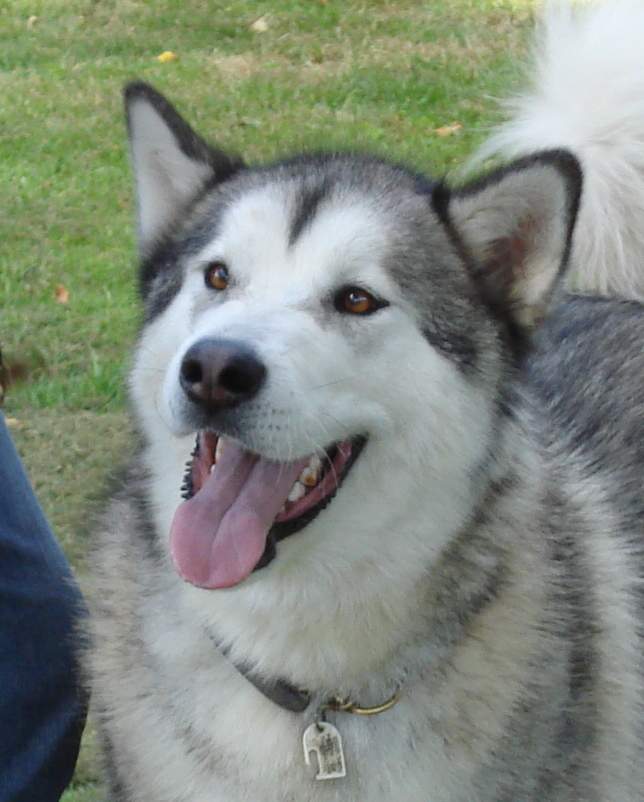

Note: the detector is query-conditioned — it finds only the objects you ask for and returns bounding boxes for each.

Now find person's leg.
[0,414,87,802]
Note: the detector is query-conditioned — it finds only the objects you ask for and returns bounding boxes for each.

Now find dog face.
[126,83,580,599]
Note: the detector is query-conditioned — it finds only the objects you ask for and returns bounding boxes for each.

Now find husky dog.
[87,2,644,800]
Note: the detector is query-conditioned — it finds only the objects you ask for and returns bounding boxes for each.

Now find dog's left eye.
[334,286,388,316]
[204,262,230,291]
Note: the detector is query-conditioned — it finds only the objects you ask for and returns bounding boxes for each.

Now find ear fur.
[435,151,582,331]
[124,82,244,254]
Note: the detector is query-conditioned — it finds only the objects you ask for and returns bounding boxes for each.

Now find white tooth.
[210,464,216,474]
[287,481,306,503]
[309,454,322,471]
[299,466,319,487]
[215,438,225,462]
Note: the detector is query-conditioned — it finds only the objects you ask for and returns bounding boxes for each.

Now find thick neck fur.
[94,374,643,801]
[144,398,562,704]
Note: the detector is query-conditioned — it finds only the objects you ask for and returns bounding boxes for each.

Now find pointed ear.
[437,151,582,330]
[124,82,244,254]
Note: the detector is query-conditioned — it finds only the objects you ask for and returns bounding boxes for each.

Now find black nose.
[180,339,267,410]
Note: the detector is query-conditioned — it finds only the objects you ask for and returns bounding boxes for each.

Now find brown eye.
[204,262,229,291]
[334,285,387,316]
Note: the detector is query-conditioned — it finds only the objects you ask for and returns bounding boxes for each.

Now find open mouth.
[169,432,366,589]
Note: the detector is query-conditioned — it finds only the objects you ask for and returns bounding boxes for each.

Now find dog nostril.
[181,359,203,385]
[221,365,254,394]
[219,358,266,396]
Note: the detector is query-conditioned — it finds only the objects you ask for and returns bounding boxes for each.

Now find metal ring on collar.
[324,689,401,717]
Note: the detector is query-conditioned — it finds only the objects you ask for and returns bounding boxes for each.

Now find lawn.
[1,0,534,798]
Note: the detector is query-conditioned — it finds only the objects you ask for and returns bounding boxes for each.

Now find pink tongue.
[170,441,308,589]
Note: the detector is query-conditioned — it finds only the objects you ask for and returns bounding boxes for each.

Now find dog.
[86,2,644,800]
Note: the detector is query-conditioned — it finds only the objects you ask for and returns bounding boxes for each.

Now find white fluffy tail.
[474,1,644,301]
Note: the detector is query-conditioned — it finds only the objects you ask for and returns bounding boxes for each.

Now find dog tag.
[303,721,347,780]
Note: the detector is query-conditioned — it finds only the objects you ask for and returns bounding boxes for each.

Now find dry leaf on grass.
[5,417,22,429]
[54,284,70,304]
[27,15,38,29]
[157,50,178,63]
[434,122,463,137]
[250,16,269,33]
[238,117,261,128]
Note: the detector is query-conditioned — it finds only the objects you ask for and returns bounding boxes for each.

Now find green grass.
[2,1,534,798]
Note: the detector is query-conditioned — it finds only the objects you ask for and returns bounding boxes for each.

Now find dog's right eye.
[204,262,229,291]
[333,285,388,316]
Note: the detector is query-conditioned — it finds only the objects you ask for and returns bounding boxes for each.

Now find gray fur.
[86,32,643,802]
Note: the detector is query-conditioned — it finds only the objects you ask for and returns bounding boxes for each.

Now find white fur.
[119,181,506,802]
[130,182,495,693]
[473,0,644,301]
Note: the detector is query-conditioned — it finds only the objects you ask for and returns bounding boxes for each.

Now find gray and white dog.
[87,2,644,800]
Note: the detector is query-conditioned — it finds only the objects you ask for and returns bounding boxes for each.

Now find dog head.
[125,83,580,598]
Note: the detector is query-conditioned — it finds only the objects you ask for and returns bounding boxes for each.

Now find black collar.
[211,635,312,713]
[234,663,312,713]
[212,636,403,717]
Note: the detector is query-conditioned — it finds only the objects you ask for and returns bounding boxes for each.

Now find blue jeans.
[0,415,87,801]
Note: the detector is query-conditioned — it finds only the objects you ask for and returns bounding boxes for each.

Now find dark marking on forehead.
[289,180,330,246]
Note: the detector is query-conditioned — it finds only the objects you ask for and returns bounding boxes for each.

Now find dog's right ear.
[124,82,244,255]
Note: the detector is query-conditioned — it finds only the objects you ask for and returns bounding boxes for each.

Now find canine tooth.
[299,466,319,487]
[215,438,225,462]
[210,464,216,474]
[287,482,306,503]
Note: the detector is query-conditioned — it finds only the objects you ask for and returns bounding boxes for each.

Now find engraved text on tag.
[302,721,347,780]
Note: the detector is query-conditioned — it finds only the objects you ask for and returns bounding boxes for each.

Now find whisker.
[306,376,354,392]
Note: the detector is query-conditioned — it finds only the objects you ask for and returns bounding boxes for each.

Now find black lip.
[180,437,200,500]
[268,436,367,544]
[254,435,367,571]
[179,434,368,572]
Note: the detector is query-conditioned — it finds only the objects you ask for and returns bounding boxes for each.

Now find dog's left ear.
[124,82,244,255]
[437,151,582,330]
